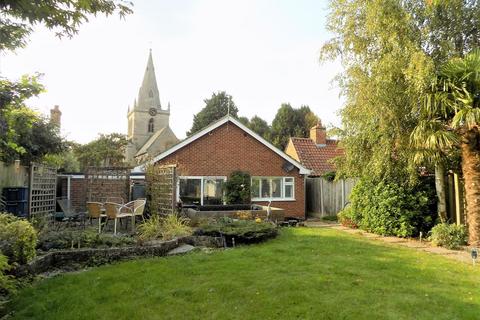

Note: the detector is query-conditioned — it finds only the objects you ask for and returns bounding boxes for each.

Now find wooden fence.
[306,178,356,218]
[0,161,29,190]
[445,172,466,225]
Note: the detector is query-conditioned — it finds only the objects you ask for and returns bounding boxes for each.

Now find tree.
[0,0,132,51]
[74,133,127,170]
[0,75,65,164]
[270,104,318,150]
[248,115,271,140]
[322,0,480,182]
[187,91,238,136]
[413,50,480,244]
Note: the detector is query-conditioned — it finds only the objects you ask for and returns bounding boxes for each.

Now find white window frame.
[251,176,295,201]
[177,176,227,205]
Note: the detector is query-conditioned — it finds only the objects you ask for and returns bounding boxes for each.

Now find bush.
[0,213,37,265]
[0,252,14,296]
[337,206,361,228]
[429,223,468,249]
[195,217,278,245]
[137,214,192,242]
[37,227,135,251]
[347,178,436,237]
[224,171,251,204]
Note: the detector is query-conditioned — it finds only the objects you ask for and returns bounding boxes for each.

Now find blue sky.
[1,0,342,143]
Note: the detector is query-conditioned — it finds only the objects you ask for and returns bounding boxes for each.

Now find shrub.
[0,252,15,296]
[0,213,37,264]
[195,217,278,245]
[137,214,192,242]
[37,227,135,251]
[337,206,361,228]
[224,171,251,204]
[429,223,468,249]
[348,178,436,237]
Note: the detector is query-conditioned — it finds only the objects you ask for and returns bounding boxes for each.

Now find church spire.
[137,49,162,110]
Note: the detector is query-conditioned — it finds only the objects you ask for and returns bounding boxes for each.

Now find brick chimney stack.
[50,105,62,128]
[310,119,327,145]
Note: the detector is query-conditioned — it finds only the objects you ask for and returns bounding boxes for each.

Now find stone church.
[125,50,179,164]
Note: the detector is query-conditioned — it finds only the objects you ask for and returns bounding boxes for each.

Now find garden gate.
[29,163,57,218]
[85,167,131,203]
[145,164,176,215]
[306,178,356,217]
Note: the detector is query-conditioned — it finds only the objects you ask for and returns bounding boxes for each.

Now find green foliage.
[196,217,277,244]
[337,206,361,228]
[321,0,480,182]
[224,171,251,204]
[321,215,338,222]
[137,214,192,242]
[43,149,81,173]
[37,227,135,251]
[429,223,468,250]
[347,179,436,237]
[322,171,336,182]
[74,133,127,170]
[0,0,133,51]
[188,91,239,136]
[0,213,37,265]
[247,115,271,140]
[270,104,318,150]
[0,252,15,296]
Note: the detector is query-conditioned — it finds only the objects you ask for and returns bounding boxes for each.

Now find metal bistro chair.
[86,202,106,233]
[125,198,146,223]
[103,202,134,235]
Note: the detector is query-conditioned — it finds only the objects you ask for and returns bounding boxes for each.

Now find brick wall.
[155,122,306,218]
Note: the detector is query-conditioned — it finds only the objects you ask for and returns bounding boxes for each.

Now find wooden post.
[320,178,324,216]
[454,173,462,225]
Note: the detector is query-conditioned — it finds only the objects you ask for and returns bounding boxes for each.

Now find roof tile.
[290,137,344,176]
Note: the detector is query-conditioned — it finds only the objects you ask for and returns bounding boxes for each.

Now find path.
[304,220,476,265]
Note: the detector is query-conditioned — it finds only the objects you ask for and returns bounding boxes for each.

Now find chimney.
[310,119,327,145]
[50,105,62,128]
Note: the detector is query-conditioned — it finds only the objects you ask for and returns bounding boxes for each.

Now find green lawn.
[9,228,480,319]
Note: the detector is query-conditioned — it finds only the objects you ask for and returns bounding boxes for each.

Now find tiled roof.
[290,137,344,176]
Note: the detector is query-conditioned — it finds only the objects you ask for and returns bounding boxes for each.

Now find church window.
[148,89,154,98]
[148,118,154,133]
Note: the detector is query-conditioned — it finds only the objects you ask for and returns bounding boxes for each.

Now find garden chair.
[104,196,124,204]
[56,199,86,227]
[86,202,107,233]
[125,198,146,223]
[104,202,134,235]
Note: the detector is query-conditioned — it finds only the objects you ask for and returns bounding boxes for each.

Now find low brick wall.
[15,236,223,277]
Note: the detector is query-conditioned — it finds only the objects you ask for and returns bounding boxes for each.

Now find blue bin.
[2,187,29,202]
[5,201,29,218]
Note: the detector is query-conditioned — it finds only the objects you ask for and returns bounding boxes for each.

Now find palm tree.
[412,49,480,245]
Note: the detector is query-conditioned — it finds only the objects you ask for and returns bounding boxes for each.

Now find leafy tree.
[238,116,250,126]
[248,115,271,140]
[224,171,251,204]
[413,50,480,245]
[187,91,238,136]
[270,104,318,149]
[0,75,65,164]
[322,0,480,223]
[74,133,127,169]
[0,0,133,51]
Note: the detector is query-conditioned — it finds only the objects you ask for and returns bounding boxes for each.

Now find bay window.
[251,177,295,201]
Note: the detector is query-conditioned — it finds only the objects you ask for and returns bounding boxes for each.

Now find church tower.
[125,50,178,164]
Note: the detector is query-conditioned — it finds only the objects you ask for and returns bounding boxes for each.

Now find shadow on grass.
[8,227,480,320]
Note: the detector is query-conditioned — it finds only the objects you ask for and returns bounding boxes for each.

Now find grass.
[8,228,480,319]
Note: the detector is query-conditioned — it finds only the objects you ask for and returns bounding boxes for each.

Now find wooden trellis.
[85,167,131,203]
[145,164,176,215]
[29,163,57,218]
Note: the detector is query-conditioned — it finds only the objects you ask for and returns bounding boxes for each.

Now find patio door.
[178,176,226,206]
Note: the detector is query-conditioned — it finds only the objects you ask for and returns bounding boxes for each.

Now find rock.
[167,244,196,256]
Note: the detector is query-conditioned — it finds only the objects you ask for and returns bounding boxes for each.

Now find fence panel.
[29,163,57,218]
[145,164,176,215]
[306,177,356,218]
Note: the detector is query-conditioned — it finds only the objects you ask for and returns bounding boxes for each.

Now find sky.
[1,0,343,144]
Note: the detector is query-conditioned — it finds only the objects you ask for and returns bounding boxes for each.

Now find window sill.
[251,198,296,202]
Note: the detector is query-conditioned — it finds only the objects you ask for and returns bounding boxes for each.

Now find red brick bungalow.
[285,120,343,176]
[135,116,311,219]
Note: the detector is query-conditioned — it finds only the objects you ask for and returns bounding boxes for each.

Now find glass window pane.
[251,178,260,198]
[261,178,270,198]
[285,185,293,198]
[285,177,294,184]
[203,178,224,205]
[179,178,201,205]
[271,178,282,198]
